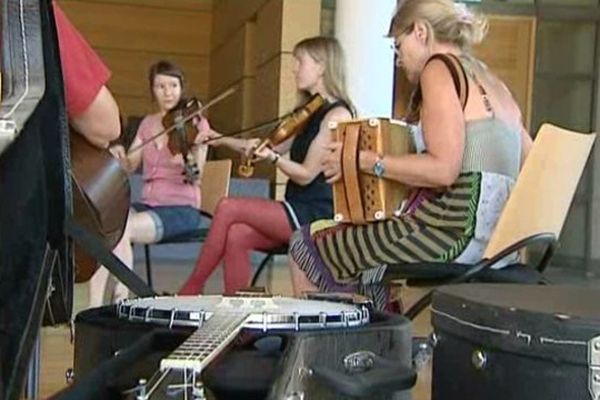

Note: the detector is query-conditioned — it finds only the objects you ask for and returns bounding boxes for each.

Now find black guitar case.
[0,0,72,399]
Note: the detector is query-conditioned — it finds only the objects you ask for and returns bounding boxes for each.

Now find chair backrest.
[200,159,232,215]
[483,123,596,258]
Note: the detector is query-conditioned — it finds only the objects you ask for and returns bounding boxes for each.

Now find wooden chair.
[384,123,597,319]
[143,159,232,288]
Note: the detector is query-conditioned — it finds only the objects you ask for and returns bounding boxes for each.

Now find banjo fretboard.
[160,312,249,373]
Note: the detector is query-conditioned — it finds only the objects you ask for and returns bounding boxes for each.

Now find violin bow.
[128,87,236,153]
[201,97,320,145]
[201,118,282,145]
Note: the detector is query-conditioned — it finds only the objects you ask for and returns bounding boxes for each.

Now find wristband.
[271,151,281,165]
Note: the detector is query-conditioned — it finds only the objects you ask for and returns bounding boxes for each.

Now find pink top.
[137,113,210,208]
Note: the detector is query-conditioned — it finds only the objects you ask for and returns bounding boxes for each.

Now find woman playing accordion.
[287,0,533,311]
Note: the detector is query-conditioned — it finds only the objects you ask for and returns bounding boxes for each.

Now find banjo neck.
[161,312,249,373]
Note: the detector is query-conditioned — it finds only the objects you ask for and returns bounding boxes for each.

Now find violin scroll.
[238,140,270,178]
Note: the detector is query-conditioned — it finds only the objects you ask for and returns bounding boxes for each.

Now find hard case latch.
[0,118,17,155]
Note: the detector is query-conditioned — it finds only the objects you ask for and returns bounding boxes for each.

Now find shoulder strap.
[424,53,469,110]
[324,99,355,118]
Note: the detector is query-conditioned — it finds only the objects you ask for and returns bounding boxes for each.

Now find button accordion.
[330,118,415,224]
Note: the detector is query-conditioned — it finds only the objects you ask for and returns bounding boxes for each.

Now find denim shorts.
[132,203,211,242]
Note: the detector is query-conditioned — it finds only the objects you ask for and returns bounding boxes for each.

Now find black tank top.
[283,100,351,226]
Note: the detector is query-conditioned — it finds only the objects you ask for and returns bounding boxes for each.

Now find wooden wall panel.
[58,1,211,55]
[278,53,299,115]
[274,54,308,193]
[211,0,268,50]
[393,15,536,131]
[116,95,154,119]
[253,56,281,125]
[273,0,321,197]
[210,78,254,133]
[275,181,287,201]
[281,0,321,52]
[392,71,413,120]
[209,0,264,177]
[58,0,212,118]
[254,0,284,68]
[210,23,253,95]
[474,16,536,130]
[210,78,261,177]
[66,0,212,12]
[97,49,208,100]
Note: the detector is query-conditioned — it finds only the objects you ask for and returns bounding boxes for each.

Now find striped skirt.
[289,173,483,310]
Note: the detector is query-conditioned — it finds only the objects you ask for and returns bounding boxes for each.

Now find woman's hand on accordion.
[323,141,343,183]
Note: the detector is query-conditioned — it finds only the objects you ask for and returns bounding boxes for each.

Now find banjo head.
[117,295,370,330]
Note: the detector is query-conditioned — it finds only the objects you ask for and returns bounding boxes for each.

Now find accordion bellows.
[331,118,414,224]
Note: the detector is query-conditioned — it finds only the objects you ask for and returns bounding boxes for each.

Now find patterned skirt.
[288,173,492,310]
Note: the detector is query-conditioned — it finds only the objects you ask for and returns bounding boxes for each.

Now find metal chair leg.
[251,253,273,286]
[24,333,40,399]
[144,245,153,290]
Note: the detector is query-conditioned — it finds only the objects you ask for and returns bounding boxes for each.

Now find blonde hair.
[388,0,488,52]
[293,36,356,116]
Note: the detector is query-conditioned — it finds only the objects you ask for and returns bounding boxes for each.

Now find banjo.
[117,294,370,399]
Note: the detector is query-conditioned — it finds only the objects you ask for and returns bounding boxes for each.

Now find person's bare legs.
[111,212,158,302]
[289,257,318,297]
[88,265,110,308]
[88,210,158,307]
[108,234,135,305]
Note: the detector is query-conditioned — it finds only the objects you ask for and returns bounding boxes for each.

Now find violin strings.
[128,87,237,153]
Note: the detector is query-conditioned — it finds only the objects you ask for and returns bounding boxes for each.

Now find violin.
[161,97,203,184]
[127,88,236,184]
[238,93,325,177]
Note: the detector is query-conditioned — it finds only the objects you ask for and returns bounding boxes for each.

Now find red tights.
[179,197,293,295]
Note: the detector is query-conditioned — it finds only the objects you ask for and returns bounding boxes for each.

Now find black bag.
[204,313,415,400]
[431,283,600,400]
[69,306,415,400]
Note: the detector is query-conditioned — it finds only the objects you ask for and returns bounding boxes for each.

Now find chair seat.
[155,228,209,244]
[262,245,288,255]
[385,262,544,286]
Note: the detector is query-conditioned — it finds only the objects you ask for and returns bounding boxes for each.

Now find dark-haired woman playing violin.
[179,36,355,295]
[89,60,210,307]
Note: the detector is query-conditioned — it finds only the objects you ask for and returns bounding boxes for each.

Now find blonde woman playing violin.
[89,60,210,308]
[179,36,355,295]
